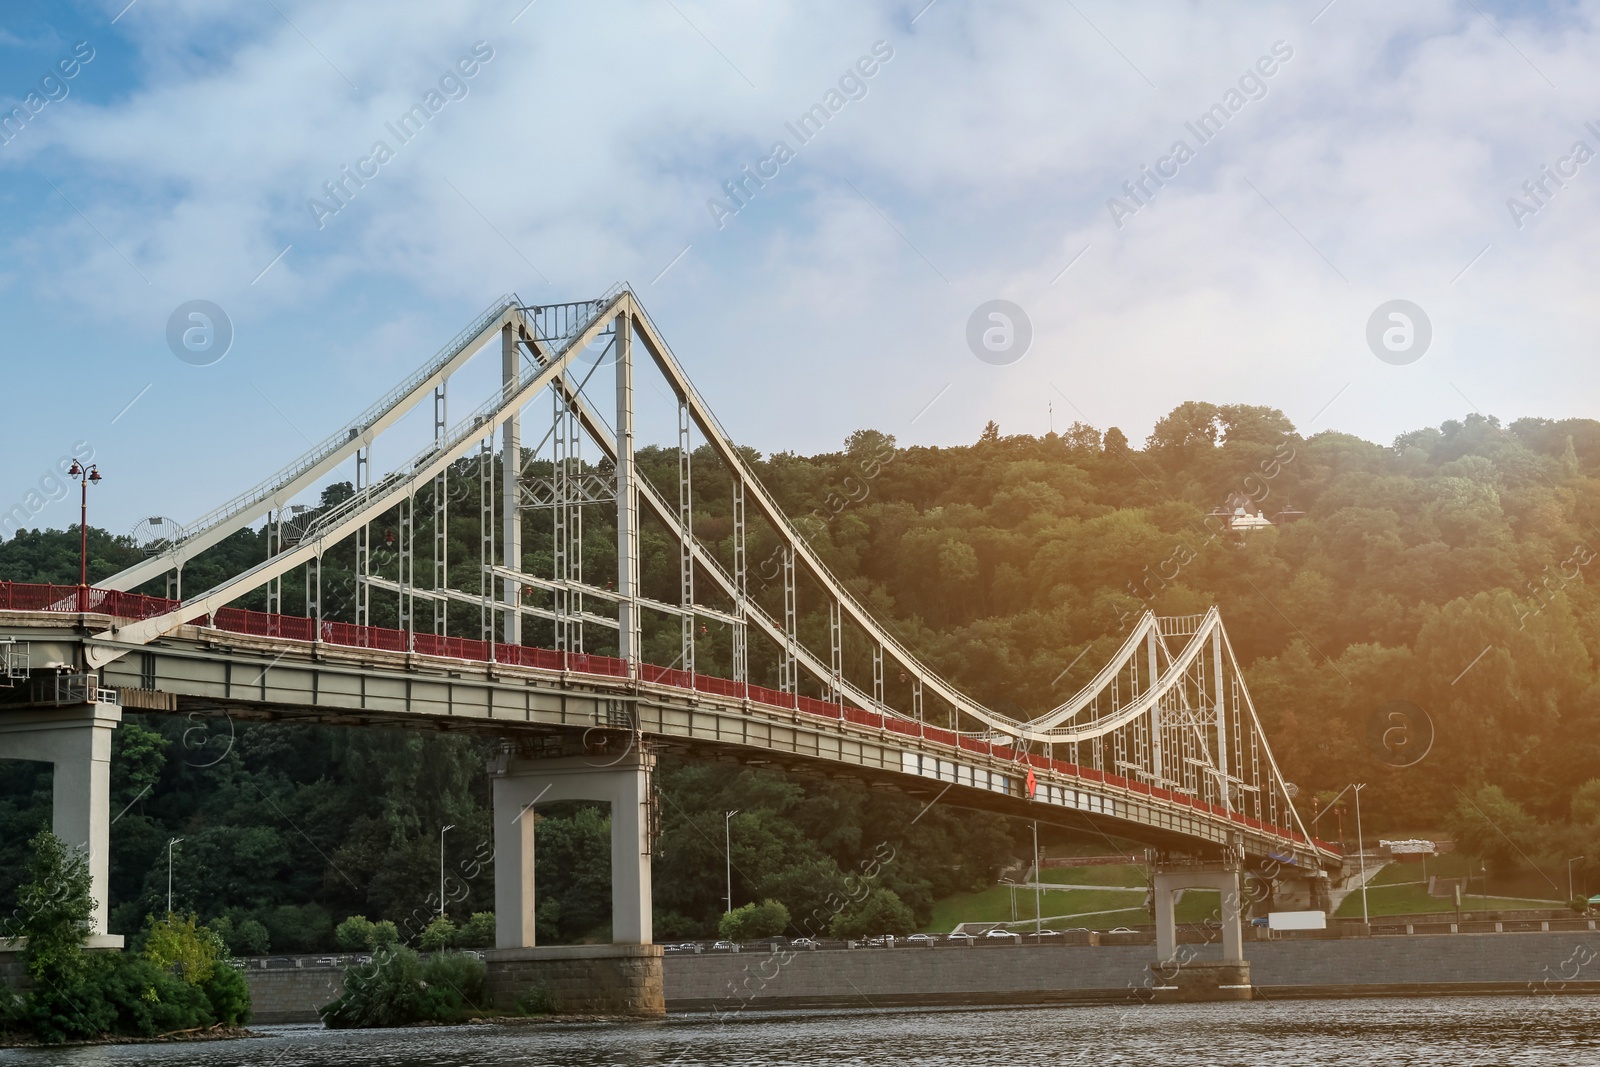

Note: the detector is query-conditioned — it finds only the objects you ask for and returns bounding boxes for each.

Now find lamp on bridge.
[67,461,102,610]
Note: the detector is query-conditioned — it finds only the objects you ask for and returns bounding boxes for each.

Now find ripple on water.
[5,998,1600,1067]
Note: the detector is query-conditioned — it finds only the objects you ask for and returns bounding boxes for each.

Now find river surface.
[4,998,1600,1066]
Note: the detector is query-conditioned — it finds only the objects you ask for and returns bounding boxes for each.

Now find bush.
[456,911,496,949]
[421,951,489,1017]
[719,899,790,942]
[92,955,214,1038]
[200,962,252,1026]
[143,913,223,985]
[320,946,488,1028]
[372,920,400,948]
[419,915,457,951]
[336,915,378,952]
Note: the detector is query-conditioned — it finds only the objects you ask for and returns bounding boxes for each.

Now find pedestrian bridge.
[0,285,1339,1011]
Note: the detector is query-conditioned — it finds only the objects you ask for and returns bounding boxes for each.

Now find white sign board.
[1266,910,1327,931]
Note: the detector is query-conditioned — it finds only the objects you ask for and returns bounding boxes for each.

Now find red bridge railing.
[0,580,1338,855]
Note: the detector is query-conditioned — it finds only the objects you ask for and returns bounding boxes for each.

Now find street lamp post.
[724,810,739,914]
[439,824,456,917]
[1569,856,1584,903]
[1353,784,1368,925]
[67,462,101,611]
[166,837,183,916]
[1032,821,1042,938]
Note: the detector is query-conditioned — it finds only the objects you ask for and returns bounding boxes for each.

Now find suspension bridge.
[0,286,1341,1011]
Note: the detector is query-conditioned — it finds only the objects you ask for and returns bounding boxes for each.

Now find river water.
[4,998,1600,1066]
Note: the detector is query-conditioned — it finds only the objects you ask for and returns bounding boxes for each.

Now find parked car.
[905,933,936,944]
[711,940,736,951]
[984,929,1020,939]
[356,954,373,964]
[792,937,819,950]
[946,931,976,942]
[226,959,246,970]
[315,956,339,966]
[1107,927,1136,934]
[1250,916,1270,927]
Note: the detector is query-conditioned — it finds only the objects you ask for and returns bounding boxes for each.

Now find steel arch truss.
[87,285,1314,853]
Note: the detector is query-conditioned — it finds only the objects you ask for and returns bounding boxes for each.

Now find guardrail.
[0,580,1339,858]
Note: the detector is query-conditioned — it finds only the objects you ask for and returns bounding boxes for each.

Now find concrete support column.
[485,745,660,1016]
[491,774,538,950]
[1152,865,1244,963]
[1149,861,1250,1002]
[0,704,123,939]
[487,748,654,950]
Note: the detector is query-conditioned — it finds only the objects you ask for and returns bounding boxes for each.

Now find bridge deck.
[0,581,1341,871]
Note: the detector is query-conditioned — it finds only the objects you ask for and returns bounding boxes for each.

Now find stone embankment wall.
[665,932,1600,1011]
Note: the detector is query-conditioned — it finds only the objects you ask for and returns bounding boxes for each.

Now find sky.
[1,0,1597,536]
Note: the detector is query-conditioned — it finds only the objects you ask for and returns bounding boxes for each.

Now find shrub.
[372,920,400,948]
[421,951,489,1018]
[419,915,457,951]
[321,946,431,1028]
[200,962,252,1026]
[517,983,559,1015]
[143,913,223,985]
[320,947,488,1028]
[455,911,496,949]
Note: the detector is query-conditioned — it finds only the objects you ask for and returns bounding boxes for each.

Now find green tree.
[719,899,789,941]
[16,830,94,985]
[335,914,377,952]
[456,911,496,948]
[1447,785,1541,876]
[419,915,457,951]
[829,888,916,939]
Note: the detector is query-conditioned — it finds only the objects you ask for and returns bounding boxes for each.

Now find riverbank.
[0,1024,263,1048]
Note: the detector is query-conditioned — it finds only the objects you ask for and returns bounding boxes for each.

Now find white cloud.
[4,0,1600,528]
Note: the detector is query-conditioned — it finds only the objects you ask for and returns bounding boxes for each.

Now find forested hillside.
[5,402,1600,946]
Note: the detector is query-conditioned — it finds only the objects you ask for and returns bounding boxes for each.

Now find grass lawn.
[1038,864,1147,887]
[1333,881,1562,917]
[930,865,1153,931]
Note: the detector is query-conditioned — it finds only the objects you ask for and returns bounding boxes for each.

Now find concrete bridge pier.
[1148,861,1250,1002]
[0,702,124,945]
[486,746,662,1016]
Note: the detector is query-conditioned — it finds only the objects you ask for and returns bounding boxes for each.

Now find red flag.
[1026,768,1037,799]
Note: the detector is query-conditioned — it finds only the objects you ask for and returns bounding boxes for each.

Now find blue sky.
[2,0,1598,535]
